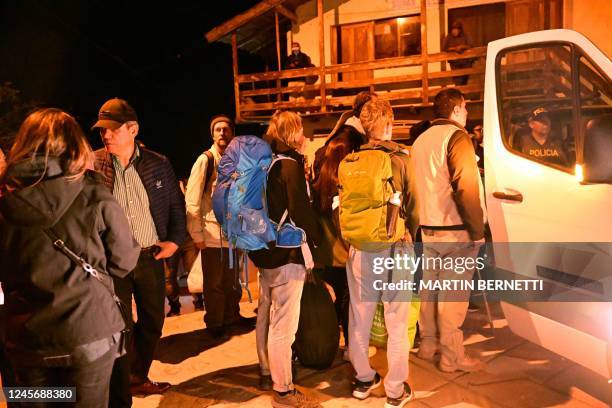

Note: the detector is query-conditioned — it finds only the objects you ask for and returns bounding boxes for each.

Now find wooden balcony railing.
[234,46,487,121]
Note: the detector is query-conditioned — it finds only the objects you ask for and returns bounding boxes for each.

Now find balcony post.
[318,0,326,112]
[420,0,429,104]
[232,32,242,123]
[275,11,282,102]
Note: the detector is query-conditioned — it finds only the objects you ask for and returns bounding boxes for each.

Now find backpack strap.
[43,227,130,352]
[203,150,222,249]
[203,150,215,192]
[267,154,296,174]
[268,154,312,225]
[265,154,297,226]
[389,151,408,219]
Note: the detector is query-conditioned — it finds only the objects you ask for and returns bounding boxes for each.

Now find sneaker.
[385,383,414,408]
[272,389,321,408]
[352,373,382,400]
[439,354,485,373]
[258,374,273,391]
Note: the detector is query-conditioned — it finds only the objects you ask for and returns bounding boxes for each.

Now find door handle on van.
[493,191,523,202]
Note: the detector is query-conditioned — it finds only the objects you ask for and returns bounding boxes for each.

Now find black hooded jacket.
[0,157,140,351]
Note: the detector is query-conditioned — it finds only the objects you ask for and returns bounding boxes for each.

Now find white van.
[484,29,612,378]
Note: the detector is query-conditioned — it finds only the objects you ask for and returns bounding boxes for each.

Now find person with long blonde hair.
[248,110,322,408]
[0,108,140,407]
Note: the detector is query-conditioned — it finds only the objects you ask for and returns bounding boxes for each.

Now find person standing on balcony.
[443,21,473,86]
[285,42,315,102]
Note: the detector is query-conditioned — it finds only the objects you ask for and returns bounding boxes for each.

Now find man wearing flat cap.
[92,98,186,404]
[185,115,255,341]
[516,107,570,167]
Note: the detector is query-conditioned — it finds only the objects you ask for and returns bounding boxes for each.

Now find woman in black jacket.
[311,135,359,359]
[249,111,322,408]
[0,108,140,407]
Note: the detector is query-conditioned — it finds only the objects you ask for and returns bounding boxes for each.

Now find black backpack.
[294,272,340,369]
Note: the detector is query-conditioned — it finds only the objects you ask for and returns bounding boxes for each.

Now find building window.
[374,16,421,59]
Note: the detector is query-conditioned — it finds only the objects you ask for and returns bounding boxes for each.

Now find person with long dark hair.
[311,91,377,183]
[311,131,361,358]
[0,108,140,407]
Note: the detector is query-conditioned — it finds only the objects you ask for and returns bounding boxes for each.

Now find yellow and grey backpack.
[338,148,405,250]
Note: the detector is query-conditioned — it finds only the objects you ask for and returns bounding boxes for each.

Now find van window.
[497,44,575,171]
[579,55,612,135]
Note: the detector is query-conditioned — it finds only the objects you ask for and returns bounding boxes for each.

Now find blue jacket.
[94,147,187,246]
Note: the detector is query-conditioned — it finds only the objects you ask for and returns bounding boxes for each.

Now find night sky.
[0,0,263,177]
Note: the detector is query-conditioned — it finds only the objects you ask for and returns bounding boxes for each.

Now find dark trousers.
[109,251,165,407]
[318,266,350,344]
[164,254,181,306]
[11,346,116,408]
[0,307,15,388]
[202,247,241,329]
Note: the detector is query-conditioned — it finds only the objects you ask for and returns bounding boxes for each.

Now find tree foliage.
[0,82,37,152]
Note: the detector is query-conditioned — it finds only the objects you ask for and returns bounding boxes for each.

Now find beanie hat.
[210,115,233,136]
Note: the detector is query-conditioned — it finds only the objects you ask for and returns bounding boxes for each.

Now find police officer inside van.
[515,107,570,167]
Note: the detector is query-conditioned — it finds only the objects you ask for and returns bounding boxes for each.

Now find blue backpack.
[212,135,276,252]
[212,136,306,298]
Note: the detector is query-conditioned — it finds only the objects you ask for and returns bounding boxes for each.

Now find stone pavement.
[134,298,612,408]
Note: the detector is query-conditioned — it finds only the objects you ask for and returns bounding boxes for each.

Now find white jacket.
[185,145,228,248]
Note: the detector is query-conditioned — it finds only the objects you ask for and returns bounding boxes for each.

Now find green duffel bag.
[369,296,421,348]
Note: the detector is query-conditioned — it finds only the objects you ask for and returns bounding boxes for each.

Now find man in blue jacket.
[93,98,186,405]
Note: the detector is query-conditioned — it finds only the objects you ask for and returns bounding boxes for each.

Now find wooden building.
[206,0,609,156]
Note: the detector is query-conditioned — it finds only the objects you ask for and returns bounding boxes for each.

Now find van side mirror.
[582,114,612,184]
